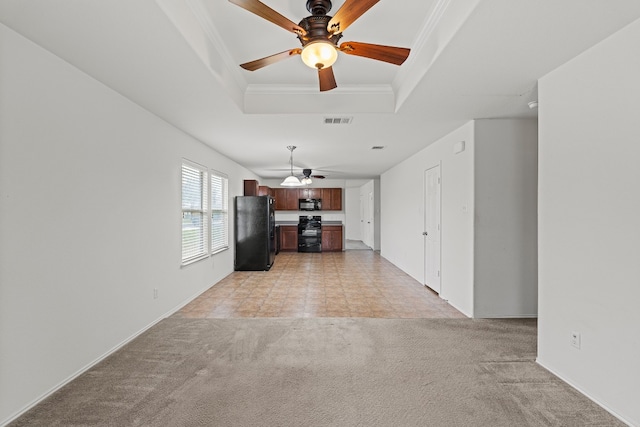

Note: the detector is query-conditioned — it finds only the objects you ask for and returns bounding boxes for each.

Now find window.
[182,161,208,265]
[181,160,229,265]
[210,171,229,253]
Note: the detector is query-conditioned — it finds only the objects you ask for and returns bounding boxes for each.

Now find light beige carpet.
[11,318,623,426]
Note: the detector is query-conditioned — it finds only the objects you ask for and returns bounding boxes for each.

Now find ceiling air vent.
[324,117,353,125]
[371,146,386,150]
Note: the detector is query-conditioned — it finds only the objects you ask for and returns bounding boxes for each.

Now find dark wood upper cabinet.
[273,188,287,210]
[258,186,271,196]
[285,189,299,210]
[300,188,322,199]
[274,188,299,210]
[252,184,341,211]
[243,179,259,196]
[321,188,342,211]
[330,188,342,211]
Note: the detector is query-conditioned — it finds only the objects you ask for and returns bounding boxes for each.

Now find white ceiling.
[2,0,640,179]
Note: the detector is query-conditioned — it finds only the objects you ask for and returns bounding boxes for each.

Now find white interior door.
[424,165,441,293]
[359,194,364,242]
[366,191,374,248]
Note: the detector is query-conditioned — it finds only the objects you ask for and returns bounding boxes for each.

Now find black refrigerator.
[234,196,276,271]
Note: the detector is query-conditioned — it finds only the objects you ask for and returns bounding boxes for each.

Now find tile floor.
[174,251,464,319]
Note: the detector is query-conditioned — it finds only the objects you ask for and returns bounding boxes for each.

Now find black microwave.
[299,198,322,211]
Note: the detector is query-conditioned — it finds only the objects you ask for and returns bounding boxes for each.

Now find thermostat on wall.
[453,141,465,154]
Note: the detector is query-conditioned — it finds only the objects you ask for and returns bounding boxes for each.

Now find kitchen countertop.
[275,221,343,226]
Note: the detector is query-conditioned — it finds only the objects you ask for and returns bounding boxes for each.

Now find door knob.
[423,231,428,236]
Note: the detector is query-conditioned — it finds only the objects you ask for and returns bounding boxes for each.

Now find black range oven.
[298,215,321,253]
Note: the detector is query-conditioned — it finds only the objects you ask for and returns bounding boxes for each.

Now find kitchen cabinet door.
[280,226,298,251]
[285,189,300,210]
[274,188,287,210]
[322,226,343,251]
[321,188,333,210]
[330,188,342,211]
[243,179,259,196]
[321,188,342,210]
[300,188,322,199]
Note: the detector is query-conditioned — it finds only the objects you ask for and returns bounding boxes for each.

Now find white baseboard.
[477,314,538,319]
[536,358,635,427]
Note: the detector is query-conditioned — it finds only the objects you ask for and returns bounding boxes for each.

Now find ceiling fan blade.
[229,0,306,36]
[240,48,302,71]
[327,0,379,35]
[318,67,337,92]
[339,41,410,65]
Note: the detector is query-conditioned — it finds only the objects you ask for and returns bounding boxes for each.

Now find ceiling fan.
[301,168,325,184]
[228,0,411,91]
[278,146,330,186]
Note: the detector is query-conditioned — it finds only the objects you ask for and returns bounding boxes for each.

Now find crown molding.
[245,84,394,96]
[155,0,246,109]
[394,0,481,111]
[244,84,397,114]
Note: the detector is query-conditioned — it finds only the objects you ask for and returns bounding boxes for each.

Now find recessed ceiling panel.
[205,0,436,88]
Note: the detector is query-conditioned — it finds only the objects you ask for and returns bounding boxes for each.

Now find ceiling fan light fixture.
[301,41,338,69]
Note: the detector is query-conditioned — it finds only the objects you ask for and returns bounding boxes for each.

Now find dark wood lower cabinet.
[321,225,343,252]
[279,226,298,252]
[279,225,343,252]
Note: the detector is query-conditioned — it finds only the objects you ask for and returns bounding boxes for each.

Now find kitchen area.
[234,179,346,271]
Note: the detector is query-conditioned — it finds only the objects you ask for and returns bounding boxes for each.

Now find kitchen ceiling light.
[280,146,303,187]
[281,175,303,186]
[301,41,338,69]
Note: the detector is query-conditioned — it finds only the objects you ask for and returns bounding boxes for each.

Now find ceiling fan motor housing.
[306,0,332,15]
[298,1,342,47]
[298,16,342,45]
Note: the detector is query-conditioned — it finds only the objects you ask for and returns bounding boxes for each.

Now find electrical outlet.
[153,288,158,299]
[570,331,581,349]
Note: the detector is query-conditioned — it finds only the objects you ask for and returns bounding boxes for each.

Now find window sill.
[181,254,209,268]
[181,247,228,267]
[211,247,229,256]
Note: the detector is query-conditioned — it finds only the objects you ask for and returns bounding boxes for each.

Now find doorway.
[424,165,441,293]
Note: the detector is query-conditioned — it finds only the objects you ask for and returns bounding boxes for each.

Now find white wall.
[381,122,475,316]
[344,187,361,240]
[381,119,537,318]
[0,24,258,424]
[537,18,640,426]
[474,119,538,317]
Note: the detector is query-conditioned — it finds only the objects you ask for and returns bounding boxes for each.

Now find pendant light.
[280,146,303,187]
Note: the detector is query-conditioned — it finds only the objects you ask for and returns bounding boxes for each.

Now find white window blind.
[210,171,229,253]
[181,161,208,265]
